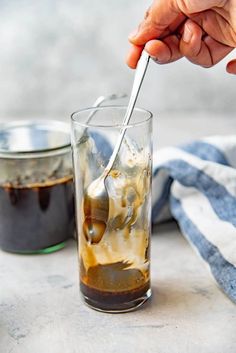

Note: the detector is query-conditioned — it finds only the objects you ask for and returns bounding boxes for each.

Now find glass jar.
[0,120,74,253]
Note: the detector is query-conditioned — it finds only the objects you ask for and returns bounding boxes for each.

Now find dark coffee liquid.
[80,281,150,311]
[0,176,74,252]
[80,260,150,311]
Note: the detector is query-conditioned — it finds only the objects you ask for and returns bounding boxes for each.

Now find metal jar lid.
[0,120,71,158]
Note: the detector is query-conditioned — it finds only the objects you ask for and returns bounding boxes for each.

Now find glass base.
[1,241,66,255]
[82,288,152,313]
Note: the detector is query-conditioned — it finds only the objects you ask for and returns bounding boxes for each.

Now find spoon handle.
[87,93,127,124]
[104,50,150,175]
[76,93,127,146]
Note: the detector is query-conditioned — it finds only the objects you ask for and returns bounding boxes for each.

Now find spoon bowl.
[83,175,109,244]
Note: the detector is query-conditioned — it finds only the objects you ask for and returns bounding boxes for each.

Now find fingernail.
[227,67,236,75]
[151,56,161,64]
[183,23,193,43]
[128,28,139,40]
[227,61,236,74]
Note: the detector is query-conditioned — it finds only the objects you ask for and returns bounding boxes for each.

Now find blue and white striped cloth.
[152,136,236,304]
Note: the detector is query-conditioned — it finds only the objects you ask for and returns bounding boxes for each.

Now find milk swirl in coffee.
[78,135,151,311]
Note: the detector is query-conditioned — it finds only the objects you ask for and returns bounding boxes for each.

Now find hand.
[126,0,236,74]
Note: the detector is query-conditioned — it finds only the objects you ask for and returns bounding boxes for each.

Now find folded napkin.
[152,136,236,304]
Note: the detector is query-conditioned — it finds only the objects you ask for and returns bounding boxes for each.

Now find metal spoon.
[77,93,127,146]
[90,93,127,120]
[83,51,150,244]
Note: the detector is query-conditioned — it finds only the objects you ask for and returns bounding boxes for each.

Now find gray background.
[0,0,235,123]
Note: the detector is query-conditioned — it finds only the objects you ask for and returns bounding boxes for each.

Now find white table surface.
[1,113,236,352]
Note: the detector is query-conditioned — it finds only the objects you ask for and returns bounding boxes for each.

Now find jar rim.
[0,120,71,159]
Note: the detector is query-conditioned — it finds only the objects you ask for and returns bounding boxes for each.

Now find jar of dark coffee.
[0,120,74,253]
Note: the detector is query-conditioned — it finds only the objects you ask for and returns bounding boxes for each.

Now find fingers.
[126,35,183,69]
[180,20,203,57]
[128,1,185,46]
[145,35,182,64]
[226,59,236,74]
[190,10,236,48]
[126,45,143,69]
[177,0,227,14]
[127,6,235,70]
[179,20,234,67]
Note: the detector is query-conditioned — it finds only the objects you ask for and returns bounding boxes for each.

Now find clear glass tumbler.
[71,106,152,312]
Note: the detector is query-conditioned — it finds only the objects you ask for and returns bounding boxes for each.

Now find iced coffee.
[72,106,152,312]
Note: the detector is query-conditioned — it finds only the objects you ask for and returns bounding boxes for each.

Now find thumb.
[226,59,236,75]
[129,1,185,46]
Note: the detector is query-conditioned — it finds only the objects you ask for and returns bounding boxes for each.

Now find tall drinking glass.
[71,106,152,313]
